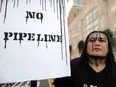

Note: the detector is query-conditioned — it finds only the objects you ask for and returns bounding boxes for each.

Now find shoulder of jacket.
[71,57,81,66]
[115,62,116,70]
[71,58,82,74]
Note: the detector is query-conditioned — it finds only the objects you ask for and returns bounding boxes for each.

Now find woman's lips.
[93,48,101,51]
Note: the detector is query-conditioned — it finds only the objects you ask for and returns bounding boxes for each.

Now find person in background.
[53,31,116,87]
[78,40,85,55]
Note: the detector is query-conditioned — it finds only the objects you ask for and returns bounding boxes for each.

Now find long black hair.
[80,31,116,86]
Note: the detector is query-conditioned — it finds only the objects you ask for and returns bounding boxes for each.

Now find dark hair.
[80,31,116,86]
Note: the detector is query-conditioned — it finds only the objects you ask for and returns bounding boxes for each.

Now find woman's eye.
[89,39,96,42]
[99,39,106,42]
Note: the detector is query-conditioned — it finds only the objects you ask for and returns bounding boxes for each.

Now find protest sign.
[0,0,70,83]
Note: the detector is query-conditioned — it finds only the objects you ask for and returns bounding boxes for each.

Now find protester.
[53,31,116,87]
[78,40,85,55]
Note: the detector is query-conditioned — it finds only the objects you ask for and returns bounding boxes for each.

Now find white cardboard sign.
[0,0,70,83]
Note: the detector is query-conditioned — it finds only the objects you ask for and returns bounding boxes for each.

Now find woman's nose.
[94,40,100,46]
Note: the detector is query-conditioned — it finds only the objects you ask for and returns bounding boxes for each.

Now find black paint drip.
[0,0,4,12]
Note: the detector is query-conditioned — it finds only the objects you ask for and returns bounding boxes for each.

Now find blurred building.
[66,0,116,60]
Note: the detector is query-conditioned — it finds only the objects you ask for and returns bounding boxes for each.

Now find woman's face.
[87,32,109,58]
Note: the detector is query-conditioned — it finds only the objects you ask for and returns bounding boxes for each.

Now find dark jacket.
[53,58,116,87]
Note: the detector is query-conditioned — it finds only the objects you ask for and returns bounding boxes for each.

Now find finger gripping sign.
[0,0,70,83]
